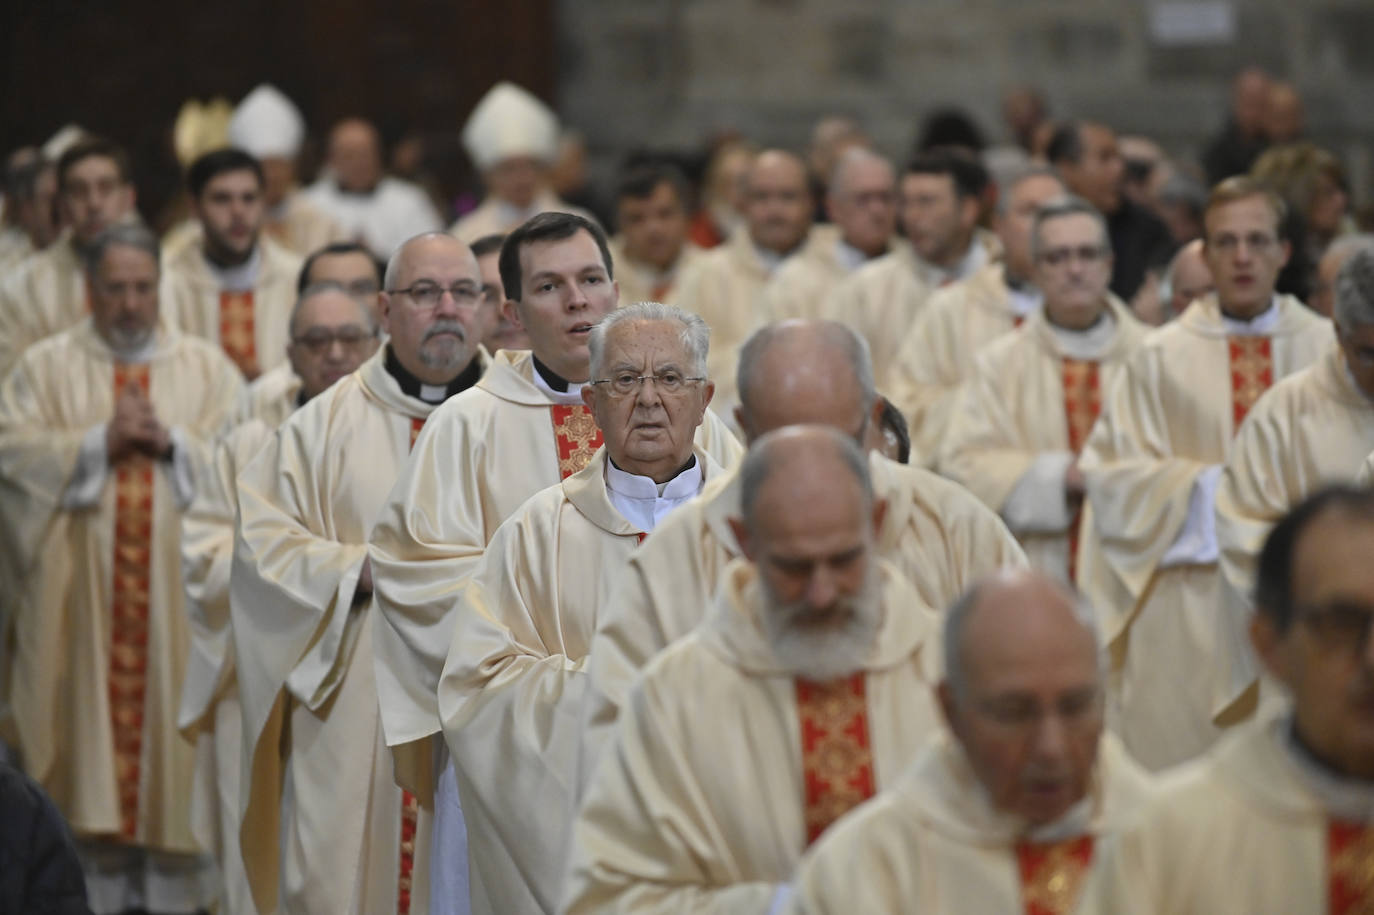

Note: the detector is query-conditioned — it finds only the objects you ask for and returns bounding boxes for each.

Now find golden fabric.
[562,559,943,914]
[438,445,721,914]
[368,349,742,761]
[885,263,1021,466]
[580,451,1026,788]
[796,673,876,846]
[784,733,1152,915]
[0,321,242,849]
[941,300,1145,582]
[0,235,85,376]
[1076,294,1334,771]
[231,348,460,914]
[159,237,303,376]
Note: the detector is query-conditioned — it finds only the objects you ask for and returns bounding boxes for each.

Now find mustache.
[422,320,467,344]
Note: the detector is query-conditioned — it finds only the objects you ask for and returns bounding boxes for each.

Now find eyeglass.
[588,369,706,397]
[388,280,484,309]
[1209,232,1278,254]
[292,325,377,355]
[1038,245,1109,267]
[340,278,381,299]
[1297,601,1374,653]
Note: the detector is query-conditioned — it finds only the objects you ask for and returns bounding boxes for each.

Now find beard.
[104,321,154,355]
[759,562,884,682]
[417,319,469,371]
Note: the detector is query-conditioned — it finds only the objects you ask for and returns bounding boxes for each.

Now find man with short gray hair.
[563,424,945,913]
[887,165,1066,464]
[1215,246,1374,727]
[1310,233,1374,320]
[943,196,1148,582]
[783,569,1153,915]
[437,300,724,913]
[0,222,243,914]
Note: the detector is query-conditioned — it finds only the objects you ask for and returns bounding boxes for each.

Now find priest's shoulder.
[1120,723,1265,838]
[259,234,305,279]
[269,367,364,446]
[794,779,916,883]
[483,475,572,546]
[622,628,724,721]
[872,453,997,515]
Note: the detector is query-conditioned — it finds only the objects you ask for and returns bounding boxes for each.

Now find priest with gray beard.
[562,425,945,913]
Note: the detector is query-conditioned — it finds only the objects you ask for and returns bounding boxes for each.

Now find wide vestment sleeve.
[1076,343,1210,643]
[561,664,778,915]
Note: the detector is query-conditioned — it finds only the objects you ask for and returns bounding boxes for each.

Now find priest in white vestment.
[761,147,896,323]
[605,163,702,307]
[784,570,1154,915]
[369,212,740,770]
[178,283,380,914]
[305,118,443,261]
[943,196,1148,582]
[825,149,1001,391]
[1077,177,1335,771]
[0,225,243,914]
[1080,487,1374,913]
[161,149,304,381]
[885,166,1065,463]
[231,233,495,915]
[563,426,945,913]
[674,149,836,409]
[579,319,1026,788]
[1213,246,1374,729]
[451,82,596,243]
[0,151,58,271]
[0,137,138,376]
[439,302,722,914]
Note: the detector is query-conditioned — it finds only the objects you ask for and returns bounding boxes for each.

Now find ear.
[871,497,889,539]
[1250,612,1292,685]
[378,292,394,336]
[1277,238,1292,270]
[960,195,981,229]
[727,516,753,560]
[699,379,716,413]
[612,278,621,307]
[501,298,525,330]
[580,383,596,410]
[733,403,754,444]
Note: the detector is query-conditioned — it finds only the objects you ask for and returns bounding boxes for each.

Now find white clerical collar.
[753,241,786,276]
[529,358,587,405]
[1047,307,1118,361]
[604,454,704,533]
[204,244,262,292]
[941,237,988,285]
[1220,295,1281,336]
[106,332,159,365]
[834,237,869,272]
[1283,716,1374,822]
[1006,283,1043,318]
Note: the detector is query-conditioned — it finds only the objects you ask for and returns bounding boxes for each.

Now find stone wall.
[555,0,1374,203]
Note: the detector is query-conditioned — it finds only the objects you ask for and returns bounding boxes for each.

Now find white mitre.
[43,125,88,160]
[461,81,559,172]
[229,83,306,159]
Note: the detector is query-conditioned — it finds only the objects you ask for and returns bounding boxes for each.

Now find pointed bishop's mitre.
[461,81,560,172]
[229,84,306,160]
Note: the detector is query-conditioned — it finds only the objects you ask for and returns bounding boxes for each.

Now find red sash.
[796,673,876,845]
[1329,821,1374,915]
[1016,835,1095,915]
[1061,358,1101,583]
[1228,336,1273,431]
[219,289,258,377]
[550,404,603,480]
[111,363,154,840]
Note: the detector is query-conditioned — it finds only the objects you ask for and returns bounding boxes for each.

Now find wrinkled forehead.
[1036,212,1107,249]
[395,241,480,286]
[959,592,1101,696]
[602,319,689,366]
[98,243,158,278]
[296,290,369,329]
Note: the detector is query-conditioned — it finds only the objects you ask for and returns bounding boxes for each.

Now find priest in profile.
[0,223,243,914]
[563,426,944,913]
[438,301,724,914]
[230,232,495,915]
[782,569,1154,915]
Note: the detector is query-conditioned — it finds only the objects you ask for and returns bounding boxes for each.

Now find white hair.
[587,301,710,381]
[1333,240,1374,332]
[1029,194,1110,262]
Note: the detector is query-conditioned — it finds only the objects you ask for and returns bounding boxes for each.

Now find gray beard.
[759,563,884,682]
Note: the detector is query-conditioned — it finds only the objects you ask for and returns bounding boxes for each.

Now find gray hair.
[1335,244,1374,333]
[587,301,710,381]
[1029,194,1111,262]
[289,281,378,338]
[994,164,1064,216]
[735,320,876,416]
[942,572,1104,700]
[828,146,893,199]
[739,425,873,530]
[82,222,159,276]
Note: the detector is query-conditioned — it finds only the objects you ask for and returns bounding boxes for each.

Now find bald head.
[828,147,897,257]
[380,232,489,385]
[1233,68,1271,137]
[744,149,813,255]
[735,320,878,444]
[1265,82,1304,144]
[739,425,873,533]
[939,569,1105,825]
[1166,238,1214,317]
[328,118,383,193]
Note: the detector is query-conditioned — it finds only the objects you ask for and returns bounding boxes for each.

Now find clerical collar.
[383,344,481,404]
[1220,295,1281,336]
[532,354,570,392]
[296,388,311,408]
[106,332,159,365]
[834,237,870,272]
[530,355,586,405]
[1006,284,1042,318]
[203,244,262,292]
[606,454,700,498]
[1046,307,1118,361]
[752,241,787,275]
[1284,717,1374,822]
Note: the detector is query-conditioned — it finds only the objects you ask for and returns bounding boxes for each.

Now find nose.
[432,288,462,318]
[566,280,589,309]
[803,565,838,610]
[634,376,663,407]
[1032,711,1070,760]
